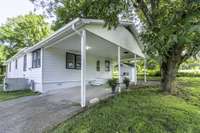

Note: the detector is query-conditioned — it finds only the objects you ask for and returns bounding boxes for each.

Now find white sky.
[0,0,34,25]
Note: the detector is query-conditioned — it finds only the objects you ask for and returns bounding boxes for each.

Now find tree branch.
[135,0,155,26]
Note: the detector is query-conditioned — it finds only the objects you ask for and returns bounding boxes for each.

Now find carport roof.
[6,18,144,63]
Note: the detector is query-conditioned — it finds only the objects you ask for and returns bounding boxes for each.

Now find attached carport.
[27,18,145,107]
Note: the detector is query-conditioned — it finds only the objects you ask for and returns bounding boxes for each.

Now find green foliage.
[0,75,4,84]
[177,72,200,77]
[0,45,14,65]
[0,13,51,76]
[141,0,200,61]
[49,78,200,133]
[137,59,160,76]
[0,12,51,51]
[31,0,128,30]
[107,78,118,88]
[180,58,200,70]
[123,77,130,89]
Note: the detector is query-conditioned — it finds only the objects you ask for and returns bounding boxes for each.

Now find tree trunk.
[160,58,179,94]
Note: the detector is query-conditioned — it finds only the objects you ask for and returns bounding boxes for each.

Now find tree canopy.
[0,12,51,72]
[0,45,13,65]
[30,0,128,30]
[0,12,51,51]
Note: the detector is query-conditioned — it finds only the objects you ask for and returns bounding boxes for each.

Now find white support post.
[144,58,147,83]
[118,47,121,92]
[41,48,44,93]
[134,54,137,85]
[81,30,86,107]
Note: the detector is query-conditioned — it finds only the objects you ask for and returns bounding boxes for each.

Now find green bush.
[107,78,118,94]
[0,75,4,84]
[177,72,200,77]
[139,70,200,78]
[123,77,130,89]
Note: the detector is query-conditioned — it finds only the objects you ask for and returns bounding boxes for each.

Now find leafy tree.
[31,0,200,93]
[30,0,127,30]
[0,45,13,74]
[0,13,51,75]
[0,12,51,52]
[139,0,200,93]
[0,45,13,64]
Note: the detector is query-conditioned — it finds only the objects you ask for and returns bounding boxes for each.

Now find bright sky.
[0,0,34,25]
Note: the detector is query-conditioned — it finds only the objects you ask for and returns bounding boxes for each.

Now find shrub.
[177,72,200,77]
[123,77,130,89]
[107,78,118,94]
[0,75,4,84]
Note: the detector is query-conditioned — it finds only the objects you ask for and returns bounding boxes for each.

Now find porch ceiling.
[52,31,134,59]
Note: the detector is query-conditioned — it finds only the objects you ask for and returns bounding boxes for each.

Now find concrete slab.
[0,85,111,133]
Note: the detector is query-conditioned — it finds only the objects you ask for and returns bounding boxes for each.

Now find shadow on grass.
[0,89,40,102]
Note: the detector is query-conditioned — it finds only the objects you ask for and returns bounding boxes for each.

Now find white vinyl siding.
[6,52,42,92]
[7,56,24,78]
[26,52,42,92]
[43,47,112,92]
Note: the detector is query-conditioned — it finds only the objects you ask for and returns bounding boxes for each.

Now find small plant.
[123,77,130,90]
[107,78,118,94]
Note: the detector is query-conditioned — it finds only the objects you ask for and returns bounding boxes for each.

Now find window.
[15,60,18,69]
[96,60,100,71]
[32,49,41,68]
[105,60,110,72]
[76,55,81,69]
[9,62,11,72]
[23,54,27,71]
[66,52,81,69]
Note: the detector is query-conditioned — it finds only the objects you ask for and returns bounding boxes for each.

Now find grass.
[138,75,161,81]
[48,77,200,133]
[0,89,39,102]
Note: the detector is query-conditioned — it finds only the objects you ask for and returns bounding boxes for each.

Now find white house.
[5,18,145,107]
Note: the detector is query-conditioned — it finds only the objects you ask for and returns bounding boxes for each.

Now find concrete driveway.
[0,86,111,133]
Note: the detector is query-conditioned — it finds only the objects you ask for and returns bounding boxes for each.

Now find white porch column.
[118,46,121,92]
[134,54,137,85]
[81,30,86,107]
[144,58,147,83]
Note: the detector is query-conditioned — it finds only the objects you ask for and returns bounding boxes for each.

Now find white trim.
[118,46,121,92]
[81,30,86,107]
[41,48,44,92]
[134,54,137,85]
[5,18,143,64]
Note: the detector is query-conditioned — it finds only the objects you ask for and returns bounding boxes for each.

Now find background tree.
[0,12,51,52]
[30,0,127,30]
[0,12,51,76]
[0,45,13,75]
[31,0,200,94]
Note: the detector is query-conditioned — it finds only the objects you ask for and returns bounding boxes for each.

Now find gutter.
[5,18,135,63]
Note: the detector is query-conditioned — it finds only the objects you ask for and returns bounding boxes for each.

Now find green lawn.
[0,89,39,102]
[48,77,200,133]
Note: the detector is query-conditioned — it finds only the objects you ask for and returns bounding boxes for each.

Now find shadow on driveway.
[0,85,111,133]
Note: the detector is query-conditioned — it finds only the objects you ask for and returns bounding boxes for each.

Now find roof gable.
[85,24,144,57]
